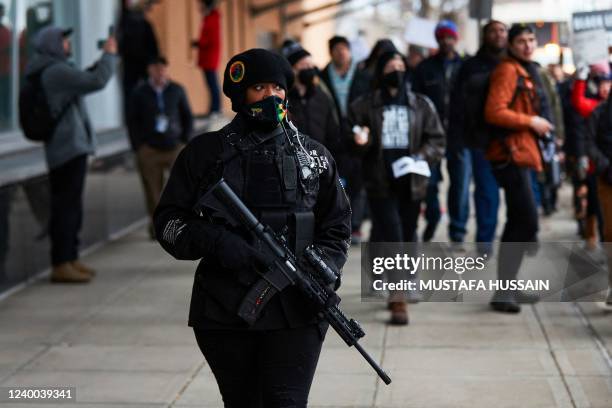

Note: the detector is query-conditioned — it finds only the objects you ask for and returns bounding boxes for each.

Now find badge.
[229,61,245,83]
[155,114,169,133]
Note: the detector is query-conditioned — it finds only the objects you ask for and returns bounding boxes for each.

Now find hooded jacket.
[348,87,446,199]
[25,27,117,169]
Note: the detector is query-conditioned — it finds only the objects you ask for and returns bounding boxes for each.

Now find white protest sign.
[572,29,609,66]
[391,156,431,178]
[404,17,438,49]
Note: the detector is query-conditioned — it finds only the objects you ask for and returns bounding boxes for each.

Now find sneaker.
[514,290,540,304]
[406,288,423,304]
[490,300,521,313]
[582,245,607,265]
[50,263,91,283]
[490,290,521,313]
[450,241,467,254]
[71,260,97,278]
[423,224,436,242]
[388,301,409,325]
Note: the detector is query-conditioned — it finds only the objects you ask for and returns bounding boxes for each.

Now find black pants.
[368,189,421,298]
[493,163,539,281]
[49,154,88,266]
[194,325,325,408]
[368,190,421,244]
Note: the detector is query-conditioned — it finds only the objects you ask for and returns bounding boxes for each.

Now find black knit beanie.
[281,41,311,66]
[222,48,295,112]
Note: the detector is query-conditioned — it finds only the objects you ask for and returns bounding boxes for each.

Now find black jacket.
[320,62,371,122]
[127,80,193,151]
[412,52,464,131]
[320,63,372,192]
[348,88,446,199]
[560,79,588,158]
[450,48,502,149]
[587,96,612,172]
[118,9,159,80]
[288,84,341,156]
[154,115,351,329]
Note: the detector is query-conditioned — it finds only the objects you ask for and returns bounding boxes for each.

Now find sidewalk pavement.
[0,186,611,407]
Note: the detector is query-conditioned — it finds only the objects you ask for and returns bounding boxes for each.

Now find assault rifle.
[198,178,392,385]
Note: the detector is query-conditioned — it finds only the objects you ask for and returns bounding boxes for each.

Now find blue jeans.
[470,148,499,252]
[447,147,471,242]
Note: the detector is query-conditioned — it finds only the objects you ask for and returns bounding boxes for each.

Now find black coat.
[287,84,341,156]
[117,9,159,81]
[348,88,446,199]
[127,81,193,151]
[412,53,465,131]
[154,115,351,330]
[587,96,612,172]
[560,79,588,158]
[449,48,501,149]
[320,63,371,193]
[319,62,371,123]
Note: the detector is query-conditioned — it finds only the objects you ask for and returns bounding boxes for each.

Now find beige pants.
[597,177,612,285]
[136,144,184,223]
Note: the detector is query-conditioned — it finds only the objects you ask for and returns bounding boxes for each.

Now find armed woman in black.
[154,48,351,407]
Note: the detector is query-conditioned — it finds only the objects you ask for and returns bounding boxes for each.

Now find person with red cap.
[412,19,467,245]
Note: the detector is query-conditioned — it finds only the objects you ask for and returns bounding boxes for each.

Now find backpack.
[463,72,525,149]
[18,64,72,142]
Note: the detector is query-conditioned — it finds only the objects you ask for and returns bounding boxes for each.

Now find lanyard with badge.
[155,88,169,133]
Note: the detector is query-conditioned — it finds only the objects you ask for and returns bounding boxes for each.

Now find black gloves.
[215,229,269,273]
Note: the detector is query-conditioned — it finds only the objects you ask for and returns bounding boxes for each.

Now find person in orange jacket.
[484,24,554,313]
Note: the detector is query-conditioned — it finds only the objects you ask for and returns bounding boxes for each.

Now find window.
[0,0,14,131]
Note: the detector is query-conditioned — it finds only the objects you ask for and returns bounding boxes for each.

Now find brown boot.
[388,301,409,325]
[50,263,91,283]
[71,260,96,277]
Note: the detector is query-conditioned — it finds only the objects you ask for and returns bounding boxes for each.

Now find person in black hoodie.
[154,48,351,407]
[349,51,445,325]
[450,20,507,254]
[127,56,193,237]
[281,41,341,154]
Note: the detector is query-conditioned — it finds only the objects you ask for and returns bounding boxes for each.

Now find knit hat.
[281,40,311,66]
[590,61,612,80]
[222,48,294,112]
[328,35,350,52]
[435,20,459,40]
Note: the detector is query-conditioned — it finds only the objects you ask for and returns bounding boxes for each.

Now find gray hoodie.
[26,27,117,169]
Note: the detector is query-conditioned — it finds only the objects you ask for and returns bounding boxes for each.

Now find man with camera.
[24,27,117,283]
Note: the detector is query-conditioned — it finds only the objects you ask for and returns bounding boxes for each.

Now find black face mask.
[241,95,287,131]
[381,70,405,89]
[298,68,318,87]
